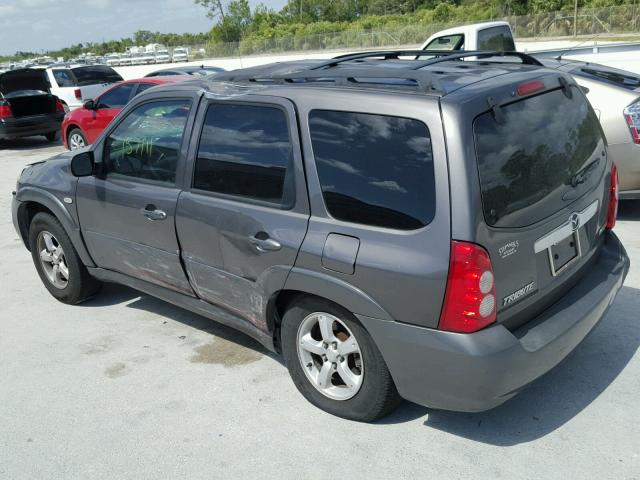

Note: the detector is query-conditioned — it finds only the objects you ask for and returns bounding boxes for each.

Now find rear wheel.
[281,296,401,422]
[67,128,87,150]
[28,212,101,304]
[44,131,59,142]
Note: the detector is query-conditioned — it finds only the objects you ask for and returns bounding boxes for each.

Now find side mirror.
[70,151,94,177]
[83,99,96,110]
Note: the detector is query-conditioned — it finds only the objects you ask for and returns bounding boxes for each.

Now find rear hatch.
[471,74,610,330]
[0,69,57,117]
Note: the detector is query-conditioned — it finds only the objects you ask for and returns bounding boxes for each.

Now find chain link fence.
[186,4,640,59]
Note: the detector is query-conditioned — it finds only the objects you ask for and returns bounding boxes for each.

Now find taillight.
[0,103,13,119]
[74,88,82,100]
[624,100,640,144]
[607,163,619,229]
[55,99,65,113]
[438,241,497,334]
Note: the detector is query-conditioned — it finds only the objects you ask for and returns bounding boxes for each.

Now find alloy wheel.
[69,133,85,150]
[37,231,69,289]
[296,312,364,400]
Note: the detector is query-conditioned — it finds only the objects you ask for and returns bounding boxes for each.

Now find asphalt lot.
[1,137,639,480]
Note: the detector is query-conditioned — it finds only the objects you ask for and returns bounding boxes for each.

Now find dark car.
[12,50,629,422]
[144,65,225,77]
[0,68,65,142]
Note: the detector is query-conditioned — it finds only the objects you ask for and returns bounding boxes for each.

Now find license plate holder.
[548,230,581,276]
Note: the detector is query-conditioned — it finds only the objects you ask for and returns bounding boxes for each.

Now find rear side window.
[71,66,122,86]
[193,103,294,207]
[477,26,516,51]
[424,34,464,51]
[474,88,604,227]
[309,110,435,230]
[52,69,75,87]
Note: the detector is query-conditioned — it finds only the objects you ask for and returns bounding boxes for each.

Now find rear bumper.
[358,231,629,412]
[0,113,64,139]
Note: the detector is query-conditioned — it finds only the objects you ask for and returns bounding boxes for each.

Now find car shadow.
[80,282,276,362]
[617,200,640,221]
[78,283,638,438]
[0,136,62,151]
[420,285,639,445]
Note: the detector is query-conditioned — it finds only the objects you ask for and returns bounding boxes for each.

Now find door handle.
[249,233,282,253]
[141,204,167,221]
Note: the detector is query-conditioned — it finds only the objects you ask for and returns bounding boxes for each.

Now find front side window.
[135,82,156,95]
[309,110,436,230]
[193,103,293,206]
[97,83,136,109]
[477,26,516,51]
[104,99,191,185]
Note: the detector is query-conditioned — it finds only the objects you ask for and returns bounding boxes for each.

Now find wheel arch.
[64,123,82,143]
[16,188,95,267]
[267,268,393,350]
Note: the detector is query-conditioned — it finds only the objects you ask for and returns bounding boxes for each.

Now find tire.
[44,131,59,142]
[67,128,87,150]
[28,212,102,304]
[281,296,401,422]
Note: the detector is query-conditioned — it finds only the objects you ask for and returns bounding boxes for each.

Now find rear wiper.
[569,158,600,187]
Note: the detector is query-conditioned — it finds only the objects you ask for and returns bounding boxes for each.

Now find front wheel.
[28,212,102,304]
[67,128,87,150]
[281,296,401,422]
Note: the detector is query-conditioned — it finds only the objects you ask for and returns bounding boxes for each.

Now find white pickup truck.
[421,21,640,199]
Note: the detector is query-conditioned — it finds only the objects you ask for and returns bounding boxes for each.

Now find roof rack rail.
[313,49,543,70]
[248,67,441,93]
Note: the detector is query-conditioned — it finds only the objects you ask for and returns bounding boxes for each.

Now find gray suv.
[12,50,630,421]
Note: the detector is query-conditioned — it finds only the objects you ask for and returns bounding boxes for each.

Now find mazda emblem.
[570,213,580,231]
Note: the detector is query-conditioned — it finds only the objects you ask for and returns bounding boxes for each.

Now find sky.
[0,0,288,55]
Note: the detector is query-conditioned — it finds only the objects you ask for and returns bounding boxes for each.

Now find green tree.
[195,0,227,20]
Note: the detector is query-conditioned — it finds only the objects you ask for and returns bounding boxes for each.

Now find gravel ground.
[1,137,638,480]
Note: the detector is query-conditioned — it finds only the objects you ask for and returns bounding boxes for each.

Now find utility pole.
[300,0,303,21]
[574,0,578,37]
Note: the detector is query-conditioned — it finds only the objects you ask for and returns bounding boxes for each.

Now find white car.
[45,64,123,110]
[118,53,132,66]
[155,49,170,64]
[172,48,189,62]
[105,54,120,67]
[140,51,156,65]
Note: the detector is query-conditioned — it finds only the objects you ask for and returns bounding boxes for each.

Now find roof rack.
[214,49,544,95]
[248,67,441,93]
[314,49,543,69]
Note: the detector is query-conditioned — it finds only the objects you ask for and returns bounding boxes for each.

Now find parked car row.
[0,64,225,145]
[12,50,629,422]
[105,47,190,67]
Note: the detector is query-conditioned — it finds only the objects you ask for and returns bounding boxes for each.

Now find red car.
[61,76,190,150]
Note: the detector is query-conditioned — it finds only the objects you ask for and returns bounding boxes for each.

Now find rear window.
[309,110,435,230]
[478,26,516,51]
[71,66,122,86]
[474,87,604,228]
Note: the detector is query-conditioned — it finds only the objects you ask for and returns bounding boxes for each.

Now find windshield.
[474,87,605,227]
[70,66,122,86]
